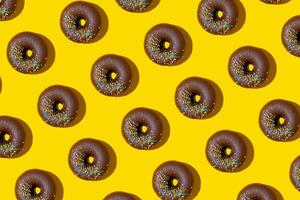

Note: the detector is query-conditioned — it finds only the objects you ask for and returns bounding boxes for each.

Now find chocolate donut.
[282,16,300,57]
[60,1,102,43]
[153,161,194,200]
[0,0,17,20]
[38,85,79,127]
[144,24,186,66]
[0,116,26,158]
[69,138,110,180]
[259,99,300,141]
[116,0,153,12]
[237,183,277,200]
[7,32,48,74]
[197,0,239,35]
[261,0,287,4]
[15,169,57,200]
[228,46,270,88]
[122,108,163,149]
[175,77,216,119]
[91,54,132,96]
[206,130,247,172]
[290,156,300,191]
[104,192,139,200]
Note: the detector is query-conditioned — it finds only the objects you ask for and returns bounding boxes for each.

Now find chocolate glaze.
[69,138,110,180]
[259,99,300,141]
[261,0,287,4]
[237,183,277,200]
[116,0,153,12]
[282,16,300,57]
[228,46,270,88]
[38,85,79,127]
[60,1,102,43]
[144,24,186,66]
[0,0,17,20]
[104,192,139,200]
[91,54,132,96]
[15,169,57,200]
[153,161,194,200]
[198,0,239,35]
[7,32,48,74]
[0,116,26,158]
[206,130,247,172]
[122,108,163,150]
[290,156,300,191]
[175,77,216,119]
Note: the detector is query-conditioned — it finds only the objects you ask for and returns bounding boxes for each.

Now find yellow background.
[0,0,300,199]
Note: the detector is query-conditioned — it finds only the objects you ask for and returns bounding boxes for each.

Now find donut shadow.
[130,194,141,200]
[67,87,86,127]
[0,78,2,94]
[174,26,193,66]
[142,0,160,12]
[37,34,56,74]
[257,48,277,88]
[89,3,109,43]
[13,117,33,158]
[183,163,201,200]
[233,131,254,172]
[269,185,284,200]
[98,141,117,180]
[285,101,300,141]
[151,110,170,150]
[204,79,223,119]
[119,56,139,96]
[48,172,64,200]
[229,0,246,35]
[4,0,24,21]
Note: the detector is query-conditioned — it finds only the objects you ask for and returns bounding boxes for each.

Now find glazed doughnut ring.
[60,1,102,43]
[38,85,79,127]
[198,0,239,35]
[15,169,57,200]
[144,24,186,66]
[152,161,194,200]
[175,77,216,119]
[206,130,248,172]
[7,32,49,74]
[69,138,110,180]
[259,99,300,141]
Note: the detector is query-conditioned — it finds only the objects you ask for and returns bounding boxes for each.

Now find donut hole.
[159,40,171,51]
[53,101,64,112]
[84,155,95,165]
[274,116,286,126]
[138,124,148,135]
[296,32,300,45]
[167,177,180,188]
[75,17,87,28]
[213,9,224,20]
[221,146,232,158]
[0,131,10,143]
[22,48,34,59]
[3,133,10,141]
[243,63,255,74]
[31,186,42,196]
[106,71,118,81]
[191,93,201,104]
